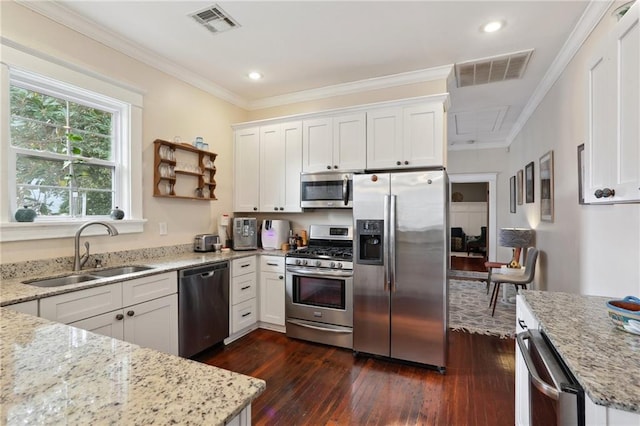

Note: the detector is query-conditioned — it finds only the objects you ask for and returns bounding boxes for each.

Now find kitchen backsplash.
[0,243,193,280]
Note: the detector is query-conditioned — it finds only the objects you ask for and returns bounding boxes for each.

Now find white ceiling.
[21,1,609,150]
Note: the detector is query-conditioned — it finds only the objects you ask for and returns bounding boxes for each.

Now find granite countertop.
[521,290,640,414]
[1,249,287,306]
[0,308,265,424]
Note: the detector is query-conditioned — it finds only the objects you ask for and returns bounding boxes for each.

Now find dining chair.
[488,247,539,316]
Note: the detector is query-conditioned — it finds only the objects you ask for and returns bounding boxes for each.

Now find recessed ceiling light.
[482,20,504,33]
[248,71,263,80]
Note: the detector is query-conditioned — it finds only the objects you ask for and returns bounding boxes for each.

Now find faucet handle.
[80,241,91,268]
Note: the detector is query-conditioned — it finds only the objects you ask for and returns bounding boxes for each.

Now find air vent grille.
[455,49,534,87]
[190,4,240,34]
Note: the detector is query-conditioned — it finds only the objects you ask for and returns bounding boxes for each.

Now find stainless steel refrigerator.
[353,170,448,370]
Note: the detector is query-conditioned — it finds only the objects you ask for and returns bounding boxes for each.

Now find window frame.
[0,42,145,242]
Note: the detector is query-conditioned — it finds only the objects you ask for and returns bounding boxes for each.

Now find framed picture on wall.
[517,169,524,205]
[540,150,554,222]
[510,175,516,213]
[525,161,535,203]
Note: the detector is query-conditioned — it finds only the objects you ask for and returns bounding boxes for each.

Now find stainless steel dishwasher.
[179,261,229,358]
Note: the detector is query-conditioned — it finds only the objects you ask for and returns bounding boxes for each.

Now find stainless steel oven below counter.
[285,225,354,349]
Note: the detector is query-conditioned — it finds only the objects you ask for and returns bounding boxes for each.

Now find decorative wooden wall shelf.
[153,139,217,200]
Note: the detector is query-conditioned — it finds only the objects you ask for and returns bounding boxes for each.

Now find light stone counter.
[0,308,265,425]
[521,290,640,414]
[1,248,287,307]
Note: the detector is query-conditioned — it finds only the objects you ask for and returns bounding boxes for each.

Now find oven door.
[516,330,585,426]
[285,266,353,327]
[300,173,353,208]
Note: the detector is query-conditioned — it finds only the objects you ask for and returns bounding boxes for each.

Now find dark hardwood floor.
[450,254,487,272]
[195,330,515,425]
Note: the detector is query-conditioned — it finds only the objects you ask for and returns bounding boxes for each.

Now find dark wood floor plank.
[194,329,515,425]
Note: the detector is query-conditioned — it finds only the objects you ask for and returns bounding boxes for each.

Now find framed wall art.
[525,161,535,203]
[540,150,554,222]
[510,175,516,213]
[517,169,523,205]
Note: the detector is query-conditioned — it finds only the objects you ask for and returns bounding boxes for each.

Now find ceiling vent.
[455,49,534,88]
[190,4,240,34]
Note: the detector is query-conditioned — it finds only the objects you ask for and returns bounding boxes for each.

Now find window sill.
[0,219,147,242]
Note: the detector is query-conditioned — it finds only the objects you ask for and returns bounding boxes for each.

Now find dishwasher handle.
[179,261,229,278]
[516,330,561,400]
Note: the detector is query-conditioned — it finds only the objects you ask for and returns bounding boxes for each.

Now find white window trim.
[0,41,146,242]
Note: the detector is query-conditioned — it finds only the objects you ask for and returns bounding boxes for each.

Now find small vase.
[110,206,125,220]
[15,206,37,222]
[71,191,86,218]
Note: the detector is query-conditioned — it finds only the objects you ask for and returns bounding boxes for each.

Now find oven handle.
[516,331,561,400]
[286,266,353,278]
[343,175,350,206]
[287,319,353,334]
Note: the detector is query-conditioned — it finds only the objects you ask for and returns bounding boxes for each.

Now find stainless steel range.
[285,224,353,349]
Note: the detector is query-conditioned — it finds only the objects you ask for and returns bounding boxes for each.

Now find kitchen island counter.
[520,290,640,414]
[0,308,265,425]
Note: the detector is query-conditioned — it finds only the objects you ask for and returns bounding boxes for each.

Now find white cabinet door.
[70,310,125,341]
[39,283,122,324]
[367,107,403,170]
[303,117,334,172]
[260,124,284,212]
[5,300,38,316]
[260,271,285,326]
[402,103,445,168]
[281,122,303,212]
[585,5,640,203]
[122,272,176,307]
[260,121,302,213]
[234,127,260,212]
[123,294,178,355]
[333,113,366,171]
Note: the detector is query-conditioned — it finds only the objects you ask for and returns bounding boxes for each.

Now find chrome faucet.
[73,221,119,271]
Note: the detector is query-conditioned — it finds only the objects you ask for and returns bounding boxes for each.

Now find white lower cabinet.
[227,256,258,342]
[40,272,179,355]
[259,256,285,330]
[5,300,38,316]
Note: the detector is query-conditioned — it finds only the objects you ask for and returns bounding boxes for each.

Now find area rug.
[448,269,488,281]
[449,279,516,339]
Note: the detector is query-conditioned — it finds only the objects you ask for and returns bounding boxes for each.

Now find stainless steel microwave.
[300,172,353,209]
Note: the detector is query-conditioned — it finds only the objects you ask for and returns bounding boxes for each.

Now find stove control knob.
[296,259,302,265]
[302,260,308,266]
[315,260,321,267]
[330,262,336,268]
[336,263,343,269]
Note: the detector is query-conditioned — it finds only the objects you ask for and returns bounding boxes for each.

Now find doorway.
[449,173,497,272]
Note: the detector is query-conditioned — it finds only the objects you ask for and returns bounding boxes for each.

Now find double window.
[10,73,121,218]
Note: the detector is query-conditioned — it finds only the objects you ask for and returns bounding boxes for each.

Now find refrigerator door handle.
[383,195,391,291]
[389,194,397,292]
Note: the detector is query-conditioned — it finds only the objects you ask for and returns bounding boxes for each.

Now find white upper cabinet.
[585,4,639,203]
[303,112,366,172]
[260,122,302,212]
[367,101,446,170]
[233,127,260,212]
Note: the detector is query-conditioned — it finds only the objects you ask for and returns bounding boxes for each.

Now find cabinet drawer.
[231,298,257,334]
[260,255,284,272]
[122,272,177,307]
[232,256,256,277]
[5,300,38,316]
[232,274,257,305]
[40,283,122,324]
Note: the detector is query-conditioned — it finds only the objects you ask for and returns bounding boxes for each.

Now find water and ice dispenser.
[356,220,384,265]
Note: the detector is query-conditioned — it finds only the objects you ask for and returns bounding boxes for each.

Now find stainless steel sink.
[23,274,98,288]
[90,265,154,277]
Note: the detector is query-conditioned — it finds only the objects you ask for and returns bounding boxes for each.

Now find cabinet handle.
[404,160,409,165]
[518,319,527,330]
[334,165,338,169]
[396,161,401,166]
[279,207,284,211]
[326,165,332,170]
[594,188,615,199]
[253,207,258,211]
[241,312,252,318]
[279,275,284,279]
[241,263,250,268]
[241,285,251,290]
[116,314,124,321]
[127,310,135,317]
[273,207,278,211]
[267,262,278,266]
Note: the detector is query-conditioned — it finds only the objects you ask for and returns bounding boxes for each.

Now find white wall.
[501,3,640,297]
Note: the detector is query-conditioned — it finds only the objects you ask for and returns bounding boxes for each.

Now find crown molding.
[16,0,248,109]
[247,65,454,110]
[505,0,614,145]
[448,140,509,152]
